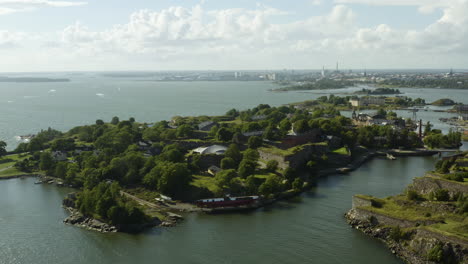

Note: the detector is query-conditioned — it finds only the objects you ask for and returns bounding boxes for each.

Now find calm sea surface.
[0,74,466,264]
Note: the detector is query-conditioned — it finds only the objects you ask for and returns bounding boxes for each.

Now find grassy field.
[0,154,32,178]
[259,142,328,157]
[191,175,222,195]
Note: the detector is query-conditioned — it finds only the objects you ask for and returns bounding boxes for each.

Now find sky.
[0,0,467,71]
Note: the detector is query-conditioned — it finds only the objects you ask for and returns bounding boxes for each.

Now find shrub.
[406,189,421,201]
[426,244,443,262]
[371,199,383,208]
[266,160,279,172]
[389,226,406,242]
[431,189,450,201]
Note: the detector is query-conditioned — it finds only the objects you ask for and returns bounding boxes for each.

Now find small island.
[354,87,401,95]
[0,102,463,233]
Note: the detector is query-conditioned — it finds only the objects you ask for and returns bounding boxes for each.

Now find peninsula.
[1,101,463,233]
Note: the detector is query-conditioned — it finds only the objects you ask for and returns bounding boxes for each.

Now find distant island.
[271,79,354,91]
[354,87,401,95]
[0,77,70,83]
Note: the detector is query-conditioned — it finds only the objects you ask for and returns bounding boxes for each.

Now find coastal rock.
[345,209,468,264]
[63,207,118,233]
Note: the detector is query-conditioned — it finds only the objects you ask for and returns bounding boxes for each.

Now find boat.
[195,195,260,209]
[386,153,396,160]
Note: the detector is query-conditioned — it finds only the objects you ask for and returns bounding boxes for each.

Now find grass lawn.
[0,154,32,178]
[259,142,328,157]
[0,167,33,178]
[332,147,349,155]
[191,175,222,195]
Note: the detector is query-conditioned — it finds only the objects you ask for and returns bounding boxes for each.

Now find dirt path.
[121,191,201,212]
[0,165,13,172]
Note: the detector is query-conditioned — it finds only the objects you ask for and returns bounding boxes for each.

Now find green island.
[353,87,402,95]
[346,152,468,264]
[0,103,463,234]
[272,79,354,91]
[379,78,468,89]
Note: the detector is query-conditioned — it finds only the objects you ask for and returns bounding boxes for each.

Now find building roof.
[193,145,228,155]
[198,121,216,130]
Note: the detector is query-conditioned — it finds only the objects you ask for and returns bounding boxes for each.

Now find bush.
[443,173,463,182]
[426,244,443,262]
[389,226,406,242]
[292,178,303,191]
[406,189,421,201]
[431,189,450,201]
[266,160,279,172]
[370,199,383,208]
[220,157,236,170]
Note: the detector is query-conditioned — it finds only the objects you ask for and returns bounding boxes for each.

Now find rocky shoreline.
[63,207,119,233]
[345,211,467,264]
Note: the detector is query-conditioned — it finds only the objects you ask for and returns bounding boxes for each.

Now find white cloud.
[1,2,468,70]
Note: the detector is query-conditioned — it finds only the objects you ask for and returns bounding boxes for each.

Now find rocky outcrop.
[346,212,468,264]
[160,212,184,227]
[63,207,118,233]
[346,195,468,264]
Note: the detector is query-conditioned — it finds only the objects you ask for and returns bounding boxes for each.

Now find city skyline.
[0,0,467,71]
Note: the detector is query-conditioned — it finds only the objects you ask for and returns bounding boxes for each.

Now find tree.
[95,119,104,126]
[238,160,257,178]
[293,120,309,133]
[54,162,68,179]
[225,144,242,164]
[258,175,283,196]
[266,160,278,172]
[247,136,262,149]
[225,108,239,117]
[51,138,75,151]
[176,124,194,138]
[245,175,258,194]
[243,148,259,162]
[111,116,120,125]
[0,141,6,158]
[157,163,191,198]
[424,121,432,136]
[39,152,54,171]
[216,127,233,142]
[220,157,236,169]
[279,119,291,133]
[215,169,236,188]
[292,178,303,191]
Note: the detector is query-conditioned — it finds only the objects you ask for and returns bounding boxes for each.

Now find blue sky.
[0,0,466,71]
